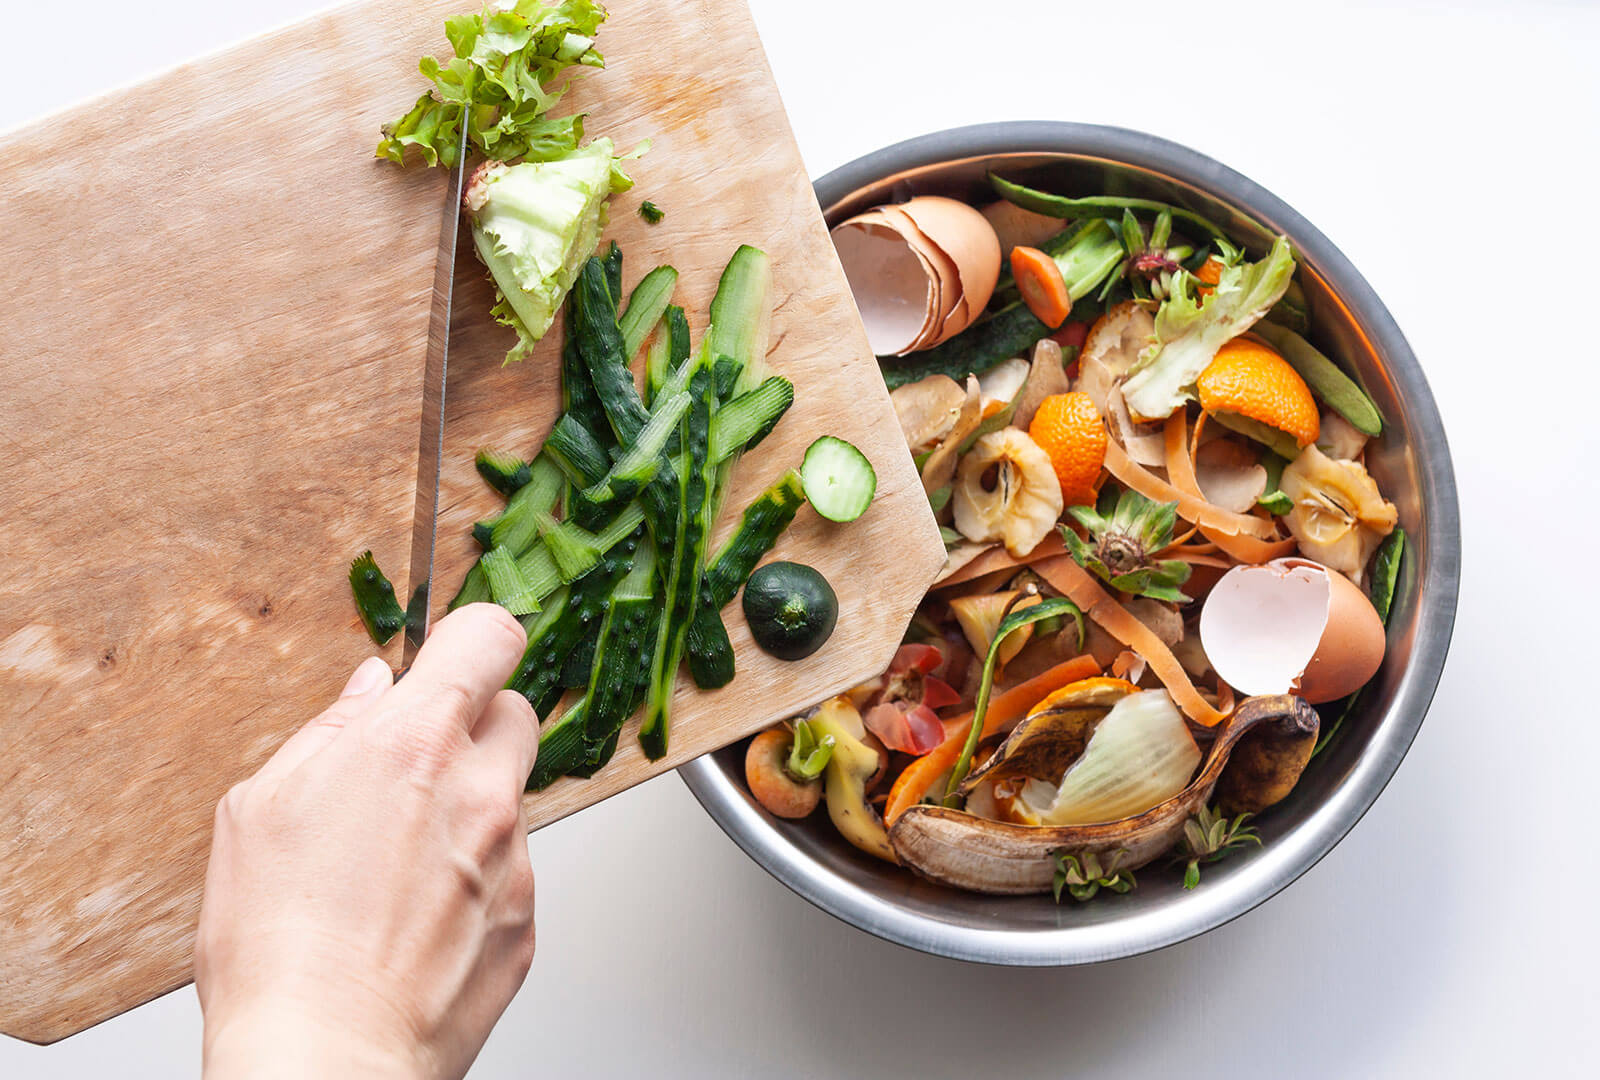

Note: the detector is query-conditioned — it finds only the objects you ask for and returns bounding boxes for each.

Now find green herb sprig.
[1174,805,1261,889]
[1052,851,1137,903]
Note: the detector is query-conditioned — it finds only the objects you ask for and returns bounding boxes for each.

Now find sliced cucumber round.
[800,436,876,523]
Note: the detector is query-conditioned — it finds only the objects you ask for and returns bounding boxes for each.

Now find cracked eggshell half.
[1199,557,1385,705]
[831,213,938,356]
[877,204,963,347]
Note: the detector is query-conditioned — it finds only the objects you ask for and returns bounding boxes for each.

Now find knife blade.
[403,122,474,666]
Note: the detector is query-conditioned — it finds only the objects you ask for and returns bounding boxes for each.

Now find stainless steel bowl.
[680,122,1460,965]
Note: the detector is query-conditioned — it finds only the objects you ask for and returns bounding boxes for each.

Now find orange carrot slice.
[1034,554,1230,727]
[884,654,1101,825]
[1011,246,1072,328]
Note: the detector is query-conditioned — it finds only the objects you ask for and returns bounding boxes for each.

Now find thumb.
[255,656,394,782]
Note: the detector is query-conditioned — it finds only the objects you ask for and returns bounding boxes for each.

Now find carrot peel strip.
[1034,554,1230,728]
[1103,435,1278,540]
[1163,414,1297,564]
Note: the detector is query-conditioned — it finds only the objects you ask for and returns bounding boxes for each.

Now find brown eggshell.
[1296,561,1386,704]
[897,196,1002,334]
[1199,557,1385,705]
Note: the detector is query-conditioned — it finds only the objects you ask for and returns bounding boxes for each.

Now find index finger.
[381,603,528,734]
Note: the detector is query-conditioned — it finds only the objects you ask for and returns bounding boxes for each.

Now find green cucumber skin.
[601,241,623,312]
[684,611,736,689]
[509,529,641,713]
[707,245,771,393]
[579,602,662,773]
[448,561,491,610]
[684,469,806,689]
[704,470,806,607]
[573,259,652,445]
[639,365,715,760]
[527,699,589,790]
[646,305,691,405]
[479,454,564,556]
[713,357,740,402]
[474,450,532,497]
[732,379,793,455]
[544,414,610,489]
[618,265,679,362]
[349,552,406,645]
[581,593,657,744]
[880,302,1050,390]
[711,376,794,463]
[562,313,613,455]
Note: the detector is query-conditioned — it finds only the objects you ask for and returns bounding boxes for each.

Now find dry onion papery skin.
[888,694,1317,895]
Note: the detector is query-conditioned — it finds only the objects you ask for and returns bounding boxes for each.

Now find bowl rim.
[680,121,1461,966]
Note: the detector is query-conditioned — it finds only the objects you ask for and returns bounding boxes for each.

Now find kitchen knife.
[403,121,474,667]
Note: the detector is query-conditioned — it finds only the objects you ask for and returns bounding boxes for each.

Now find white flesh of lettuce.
[468,138,620,362]
[1120,236,1297,422]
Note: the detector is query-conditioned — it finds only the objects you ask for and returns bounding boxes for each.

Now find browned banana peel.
[888,694,1318,895]
[1214,699,1321,814]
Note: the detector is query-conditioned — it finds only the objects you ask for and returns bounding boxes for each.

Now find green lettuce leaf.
[1121,236,1296,423]
[378,0,609,167]
[468,138,624,362]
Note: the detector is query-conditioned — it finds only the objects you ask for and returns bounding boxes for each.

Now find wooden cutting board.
[0,0,942,1044]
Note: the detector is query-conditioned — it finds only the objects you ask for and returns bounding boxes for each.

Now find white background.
[3,1,1596,1076]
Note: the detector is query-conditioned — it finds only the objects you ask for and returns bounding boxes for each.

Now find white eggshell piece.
[1199,561,1332,696]
[831,218,936,356]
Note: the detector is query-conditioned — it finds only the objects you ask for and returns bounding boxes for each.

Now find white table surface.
[4,1,1596,1076]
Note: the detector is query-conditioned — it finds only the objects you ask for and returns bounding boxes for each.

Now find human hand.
[195,603,538,1080]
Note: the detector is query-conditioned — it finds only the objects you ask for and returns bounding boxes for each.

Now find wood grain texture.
[0,0,942,1045]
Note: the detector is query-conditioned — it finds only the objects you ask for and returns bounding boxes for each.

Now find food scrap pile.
[743,175,1405,899]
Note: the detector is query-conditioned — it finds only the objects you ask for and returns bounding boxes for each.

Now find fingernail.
[340,656,390,698]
